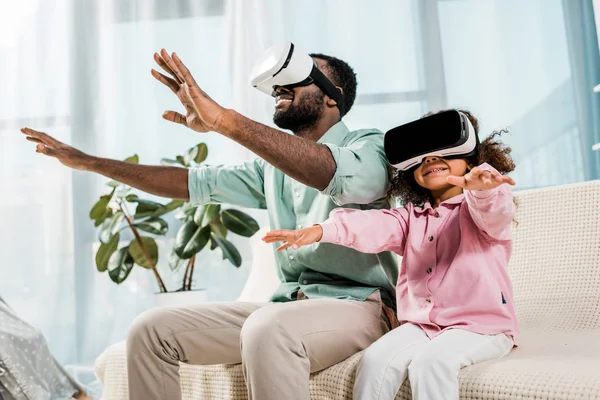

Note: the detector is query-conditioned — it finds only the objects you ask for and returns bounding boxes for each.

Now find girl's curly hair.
[387,109,516,206]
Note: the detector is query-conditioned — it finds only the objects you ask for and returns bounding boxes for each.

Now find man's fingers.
[21,127,63,147]
[21,127,48,139]
[151,69,179,94]
[162,111,187,126]
[25,136,43,144]
[153,52,182,84]
[160,49,185,84]
[35,144,58,157]
[172,52,198,87]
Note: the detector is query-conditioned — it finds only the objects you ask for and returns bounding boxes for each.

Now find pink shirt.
[319,164,519,341]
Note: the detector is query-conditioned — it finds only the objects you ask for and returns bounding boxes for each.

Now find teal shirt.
[188,122,399,307]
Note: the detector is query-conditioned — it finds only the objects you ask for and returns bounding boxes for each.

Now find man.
[21,47,398,400]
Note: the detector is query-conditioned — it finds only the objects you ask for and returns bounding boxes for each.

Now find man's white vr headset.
[385,110,479,171]
[249,41,346,117]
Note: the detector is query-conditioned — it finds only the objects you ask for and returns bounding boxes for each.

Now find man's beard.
[273,90,325,134]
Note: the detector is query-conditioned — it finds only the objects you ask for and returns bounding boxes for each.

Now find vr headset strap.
[310,65,346,118]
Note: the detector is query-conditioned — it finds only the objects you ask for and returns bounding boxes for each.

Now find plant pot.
[153,289,208,308]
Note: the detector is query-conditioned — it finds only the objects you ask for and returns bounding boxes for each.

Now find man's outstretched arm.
[151,50,337,190]
[21,127,190,199]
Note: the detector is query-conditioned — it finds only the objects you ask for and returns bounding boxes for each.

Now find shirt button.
[298,225,303,229]
[426,268,432,274]
[428,235,434,242]
[302,280,308,285]
[434,211,440,217]
[295,191,300,197]
[425,297,432,303]
[289,255,294,260]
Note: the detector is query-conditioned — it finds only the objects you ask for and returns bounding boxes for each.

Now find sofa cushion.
[95,327,600,400]
[508,181,600,332]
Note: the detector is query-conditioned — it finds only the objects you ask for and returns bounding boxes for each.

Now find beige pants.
[126,291,391,400]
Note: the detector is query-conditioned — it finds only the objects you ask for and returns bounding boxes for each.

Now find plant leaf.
[196,204,220,226]
[106,180,121,187]
[128,237,158,269]
[129,198,165,219]
[89,195,110,219]
[99,211,124,243]
[168,249,186,272]
[133,217,168,235]
[107,246,135,284]
[96,208,112,227]
[184,145,199,166]
[164,199,186,212]
[210,218,228,238]
[89,194,113,227]
[221,209,260,237]
[193,143,208,164]
[113,186,131,200]
[209,237,218,250]
[176,155,186,166]
[151,199,185,217]
[174,221,211,259]
[96,232,120,272]
[160,158,184,166]
[211,234,242,267]
[124,154,139,164]
[193,205,207,226]
[175,203,197,220]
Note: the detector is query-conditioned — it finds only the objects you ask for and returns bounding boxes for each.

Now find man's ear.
[326,86,344,107]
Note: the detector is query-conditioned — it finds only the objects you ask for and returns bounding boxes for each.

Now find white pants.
[353,323,514,400]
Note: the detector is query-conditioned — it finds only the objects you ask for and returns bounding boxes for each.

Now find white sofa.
[95,180,600,399]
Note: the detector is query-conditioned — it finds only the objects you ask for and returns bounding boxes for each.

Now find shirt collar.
[414,193,465,214]
[317,121,350,146]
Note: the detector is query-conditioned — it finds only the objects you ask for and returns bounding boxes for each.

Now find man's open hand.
[151,49,228,133]
[21,127,92,170]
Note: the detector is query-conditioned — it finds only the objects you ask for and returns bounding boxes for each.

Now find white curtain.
[1,0,77,363]
[0,0,272,368]
[0,1,597,396]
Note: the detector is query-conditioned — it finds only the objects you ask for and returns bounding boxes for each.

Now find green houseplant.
[90,142,260,293]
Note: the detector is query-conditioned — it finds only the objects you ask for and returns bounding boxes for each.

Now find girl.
[262,109,518,400]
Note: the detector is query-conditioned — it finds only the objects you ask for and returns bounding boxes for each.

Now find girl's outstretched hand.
[262,225,323,252]
[447,166,515,191]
